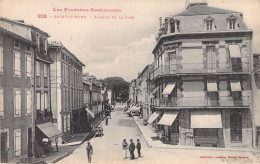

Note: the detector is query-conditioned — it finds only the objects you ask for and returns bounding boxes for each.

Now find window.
[0,46,3,73]
[170,22,175,33]
[228,19,236,29]
[206,46,216,72]
[14,40,20,48]
[41,93,45,111]
[14,89,21,117]
[63,115,67,132]
[0,88,3,117]
[67,114,70,131]
[14,129,21,156]
[36,61,40,87]
[26,55,32,78]
[230,111,242,143]
[206,20,213,30]
[26,90,32,114]
[14,52,21,77]
[44,92,48,110]
[36,92,41,110]
[26,44,30,52]
[44,64,48,87]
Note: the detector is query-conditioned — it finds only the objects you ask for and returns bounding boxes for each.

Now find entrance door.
[28,128,33,157]
[1,132,8,163]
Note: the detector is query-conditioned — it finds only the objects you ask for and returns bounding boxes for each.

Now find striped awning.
[157,112,178,126]
[162,83,176,95]
[147,112,160,124]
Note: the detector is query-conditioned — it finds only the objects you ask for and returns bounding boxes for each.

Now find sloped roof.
[175,5,239,16]
[35,50,53,63]
[0,27,36,45]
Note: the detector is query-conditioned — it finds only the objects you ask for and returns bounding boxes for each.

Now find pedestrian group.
[122,139,142,160]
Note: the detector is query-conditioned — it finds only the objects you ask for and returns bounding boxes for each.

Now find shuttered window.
[26,56,32,78]
[0,88,3,117]
[26,90,32,114]
[14,89,21,116]
[0,46,3,73]
[14,129,21,156]
[14,52,21,77]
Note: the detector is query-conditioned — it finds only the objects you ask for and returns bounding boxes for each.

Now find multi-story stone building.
[0,18,62,161]
[0,26,35,163]
[137,65,152,120]
[253,53,260,149]
[48,42,84,139]
[147,1,253,148]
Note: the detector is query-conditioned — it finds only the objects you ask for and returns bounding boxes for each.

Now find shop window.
[230,112,242,143]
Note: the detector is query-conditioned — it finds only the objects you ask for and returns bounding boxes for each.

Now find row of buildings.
[130,0,260,149]
[0,18,106,162]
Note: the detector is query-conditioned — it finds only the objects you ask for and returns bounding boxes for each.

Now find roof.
[0,26,36,46]
[48,42,85,67]
[138,64,152,79]
[0,17,50,37]
[35,49,53,63]
[175,5,238,16]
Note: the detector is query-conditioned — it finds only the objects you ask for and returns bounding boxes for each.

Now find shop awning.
[147,112,160,124]
[162,83,176,95]
[85,108,95,118]
[36,122,63,140]
[207,81,218,91]
[229,45,241,58]
[191,110,222,128]
[157,112,178,126]
[230,81,241,91]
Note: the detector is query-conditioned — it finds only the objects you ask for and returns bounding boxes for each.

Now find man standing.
[136,139,141,157]
[128,139,135,160]
[122,139,128,159]
[86,142,93,163]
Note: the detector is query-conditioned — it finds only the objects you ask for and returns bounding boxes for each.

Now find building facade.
[0,26,35,162]
[48,42,84,139]
[147,1,253,148]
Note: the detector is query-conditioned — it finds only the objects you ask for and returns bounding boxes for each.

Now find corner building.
[148,1,253,148]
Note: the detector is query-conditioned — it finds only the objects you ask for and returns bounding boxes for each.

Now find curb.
[50,152,70,163]
[133,116,153,148]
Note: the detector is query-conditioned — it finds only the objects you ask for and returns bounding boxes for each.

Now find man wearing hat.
[128,139,135,160]
[136,139,141,157]
[86,142,93,163]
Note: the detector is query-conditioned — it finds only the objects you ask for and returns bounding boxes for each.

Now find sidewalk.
[133,116,257,153]
[33,116,105,163]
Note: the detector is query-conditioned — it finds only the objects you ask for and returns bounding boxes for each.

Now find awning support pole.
[55,138,59,152]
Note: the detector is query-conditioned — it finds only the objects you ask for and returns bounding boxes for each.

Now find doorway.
[1,132,8,163]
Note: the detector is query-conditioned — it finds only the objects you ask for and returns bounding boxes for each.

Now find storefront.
[35,122,63,157]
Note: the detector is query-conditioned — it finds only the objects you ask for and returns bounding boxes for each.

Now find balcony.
[150,62,250,80]
[36,110,53,124]
[151,96,250,108]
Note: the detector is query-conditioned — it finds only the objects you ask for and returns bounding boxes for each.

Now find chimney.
[159,17,162,28]
[185,0,208,9]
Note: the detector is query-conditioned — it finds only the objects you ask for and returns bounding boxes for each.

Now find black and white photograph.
[0,0,260,163]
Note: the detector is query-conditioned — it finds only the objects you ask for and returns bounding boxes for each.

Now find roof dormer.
[227,15,238,30]
[204,16,215,31]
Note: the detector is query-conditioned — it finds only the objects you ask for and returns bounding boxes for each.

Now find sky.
[1,0,260,82]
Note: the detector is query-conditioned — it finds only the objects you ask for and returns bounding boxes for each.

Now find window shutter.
[15,130,21,156]
[26,56,32,78]
[14,52,21,76]
[37,92,41,110]
[0,46,3,72]
[41,93,45,110]
[26,90,31,114]
[0,88,3,116]
[15,90,21,115]
[44,92,48,109]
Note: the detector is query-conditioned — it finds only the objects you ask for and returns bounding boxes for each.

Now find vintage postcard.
[0,0,260,163]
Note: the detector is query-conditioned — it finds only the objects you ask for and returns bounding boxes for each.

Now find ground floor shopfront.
[148,107,253,148]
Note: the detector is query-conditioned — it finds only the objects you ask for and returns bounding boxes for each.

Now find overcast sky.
[1,0,260,82]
